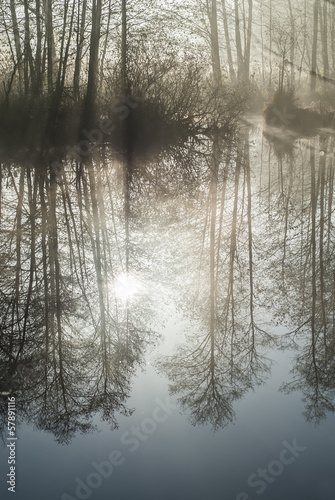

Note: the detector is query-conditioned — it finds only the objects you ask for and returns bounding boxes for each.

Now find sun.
[113,273,142,301]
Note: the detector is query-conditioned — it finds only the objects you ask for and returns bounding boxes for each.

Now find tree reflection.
[0,155,155,443]
[1,124,335,441]
[258,134,335,424]
[157,129,274,431]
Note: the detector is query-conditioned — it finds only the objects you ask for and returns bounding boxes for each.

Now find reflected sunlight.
[113,273,142,301]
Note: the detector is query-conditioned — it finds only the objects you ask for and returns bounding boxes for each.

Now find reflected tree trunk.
[210,132,219,370]
[12,168,25,354]
[226,141,241,338]
[39,171,50,376]
[18,169,38,358]
[245,131,255,339]
[86,159,106,352]
[327,146,334,254]
[319,139,327,349]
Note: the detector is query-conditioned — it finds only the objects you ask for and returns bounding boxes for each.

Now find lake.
[0,123,335,500]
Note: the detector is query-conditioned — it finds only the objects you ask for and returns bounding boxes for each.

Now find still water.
[0,127,335,499]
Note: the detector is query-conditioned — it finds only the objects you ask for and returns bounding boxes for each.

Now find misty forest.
[0,0,335,448]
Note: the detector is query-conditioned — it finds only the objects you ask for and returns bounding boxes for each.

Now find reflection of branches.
[280,343,335,425]
[259,136,335,424]
[157,317,272,432]
[0,156,155,443]
[157,131,273,430]
[157,336,236,431]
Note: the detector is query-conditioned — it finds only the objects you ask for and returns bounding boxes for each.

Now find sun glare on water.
[113,273,142,301]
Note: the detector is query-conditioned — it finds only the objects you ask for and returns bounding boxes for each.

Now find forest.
[0,0,335,157]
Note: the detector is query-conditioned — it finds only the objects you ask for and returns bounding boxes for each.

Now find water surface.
[0,128,335,500]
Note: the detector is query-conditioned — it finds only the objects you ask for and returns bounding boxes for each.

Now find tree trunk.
[234,0,244,80]
[208,0,222,85]
[245,130,255,338]
[59,0,76,93]
[55,0,70,93]
[44,0,54,94]
[320,0,329,80]
[23,0,36,93]
[73,0,87,101]
[209,134,219,366]
[244,0,252,81]
[287,0,295,86]
[35,0,43,91]
[311,0,319,92]
[121,0,128,93]
[9,0,23,92]
[221,0,236,81]
[99,0,113,93]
